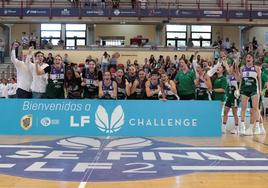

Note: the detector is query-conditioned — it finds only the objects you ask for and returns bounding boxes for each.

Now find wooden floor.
[0,120,268,188]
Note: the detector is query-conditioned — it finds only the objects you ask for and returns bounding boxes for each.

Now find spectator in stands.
[187,38,194,48]
[0,79,8,98]
[138,0,147,9]
[21,32,29,49]
[149,54,157,69]
[46,53,54,66]
[29,33,37,49]
[63,53,70,66]
[172,55,179,68]
[65,66,82,99]
[101,51,110,72]
[0,38,5,64]
[157,55,164,68]
[11,42,32,98]
[224,37,231,53]
[109,52,120,70]
[26,47,49,98]
[7,77,17,98]
[252,37,258,52]
[47,38,53,49]
[213,46,220,61]
[143,58,150,74]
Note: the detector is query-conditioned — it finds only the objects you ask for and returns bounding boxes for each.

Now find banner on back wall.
[0,99,221,137]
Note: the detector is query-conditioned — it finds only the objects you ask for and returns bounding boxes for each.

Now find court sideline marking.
[78,136,111,188]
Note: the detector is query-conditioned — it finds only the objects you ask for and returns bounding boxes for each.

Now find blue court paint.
[0,99,221,137]
[0,137,268,182]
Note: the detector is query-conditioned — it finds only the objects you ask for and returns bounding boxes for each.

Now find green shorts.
[240,90,257,98]
[225,97,240,108]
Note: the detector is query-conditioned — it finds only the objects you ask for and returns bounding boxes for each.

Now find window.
[166,25,187,48]
[41,24,61,45]
[100,37,125,46]
[65,24,86,49]
[191,25,212,47]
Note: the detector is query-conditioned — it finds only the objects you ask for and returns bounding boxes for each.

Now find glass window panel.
[41,31,61,38]
[202,41,211,47]
[66,31,86,38]
[191,32,211,39]
[192,40,200,47]
[166,40,176,46]
[191,25,211,32]
[51,39,59,45]
[177,40,186,47]
[66,24,86,31]
[66,39,75,46]
[41,24,61,31]
[77,39,86,46]
[167,32,186,39]
[166,25,186,31]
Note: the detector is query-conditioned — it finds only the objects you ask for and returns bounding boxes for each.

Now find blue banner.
[0,99,221,137]
[0,7,267,19]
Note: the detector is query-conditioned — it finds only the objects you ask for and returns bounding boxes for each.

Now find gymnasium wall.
[244,27,268,46]
[94,24,157,45]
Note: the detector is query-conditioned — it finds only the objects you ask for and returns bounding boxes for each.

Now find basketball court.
[0,124,267,188]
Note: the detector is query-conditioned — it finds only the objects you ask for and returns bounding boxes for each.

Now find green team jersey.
[263,56,268,64]
[227,57,234,65]
[175,69,196,96]
[262,72,268,90]
[212,76,227,101]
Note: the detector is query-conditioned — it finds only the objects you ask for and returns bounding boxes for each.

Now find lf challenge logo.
[70,105,124,134]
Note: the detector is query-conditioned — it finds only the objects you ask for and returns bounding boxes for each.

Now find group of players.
[10,42,268,136]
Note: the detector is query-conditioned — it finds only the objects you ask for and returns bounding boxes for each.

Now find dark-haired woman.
[115,68,130,99]
[81,59,102,99]
[36,54,65,99]
[211,65,227,104]
[194,63,212,100]
[160,72,178,100]
[174,58,196,100]
[146,71,160,100]
[65,67,82,99]
[131,69,147,99]
[99,71,117,99]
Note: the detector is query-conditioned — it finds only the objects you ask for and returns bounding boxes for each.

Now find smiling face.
[246,54,253,65]
[54,55,62,66]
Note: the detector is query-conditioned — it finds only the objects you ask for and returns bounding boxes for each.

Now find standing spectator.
[63,53,70,66]
[11,42,32,98]
[26,47,49,99]
[101,51,110,72]
[7,78,17,98]
[21,32,29,49]
[0,38,5,64]
[46,53,54,66]
[252,37,258,54]
[0,79,8,98]
[29,33,37,49]
[224,37,231,53]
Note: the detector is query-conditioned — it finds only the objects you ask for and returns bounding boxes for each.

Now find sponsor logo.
[113,9,120,16]
[20,114,32,130]
[95,105,124,133]
[25,10,47,15]
[61,9,70,16]
[40,117,60,127]
[0,137,267,181]
[4,9,16,15]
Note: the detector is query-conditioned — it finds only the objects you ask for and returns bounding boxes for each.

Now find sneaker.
[244,126,254,136]
[239,124,246,135]
[260,124,266,135]
[230,126,239,134]
[222,124,226,133]
[254,124,261,135]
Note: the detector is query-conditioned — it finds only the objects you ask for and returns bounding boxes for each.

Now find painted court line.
[78,136,111,188]
[0,145,51,149]
[172,166,268,171]
[152,147,247,150]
